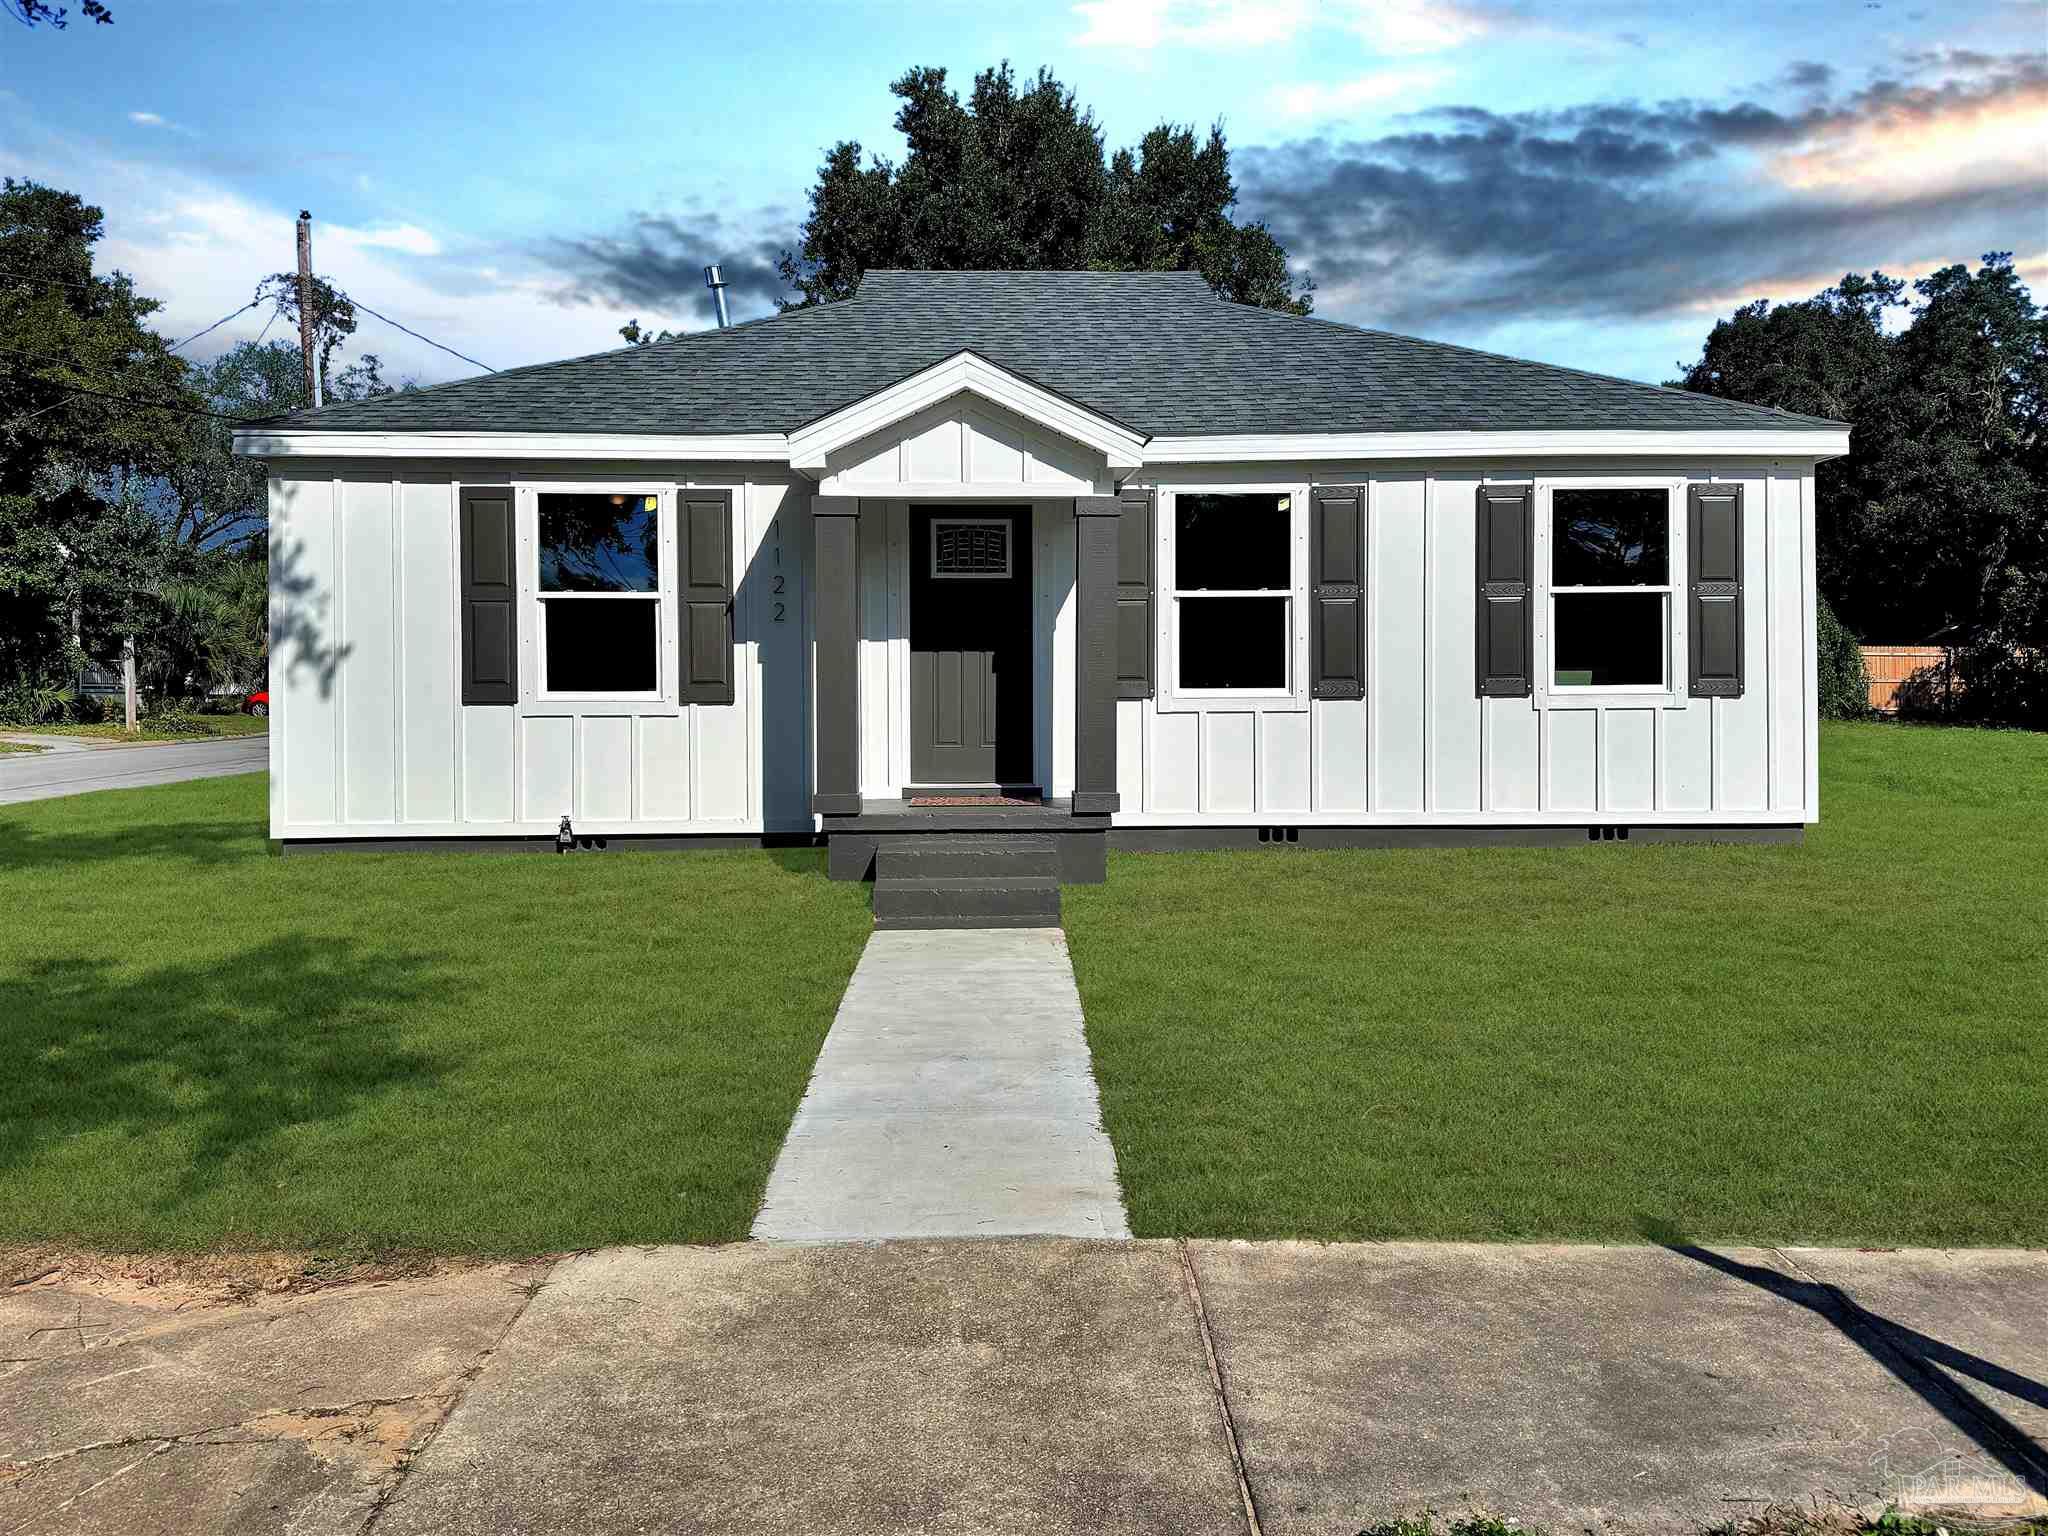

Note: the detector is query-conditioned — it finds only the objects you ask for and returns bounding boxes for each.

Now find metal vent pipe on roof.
[704,265,730,329]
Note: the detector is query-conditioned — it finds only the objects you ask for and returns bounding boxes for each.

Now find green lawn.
[0,740,47,755]
[13,714,270,742]
[1066,723,2048,1247]
[0,774,871,1255]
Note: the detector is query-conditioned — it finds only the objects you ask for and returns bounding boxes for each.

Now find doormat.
[908,794,1043,807]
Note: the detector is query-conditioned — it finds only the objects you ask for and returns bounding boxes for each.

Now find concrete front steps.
[871,833,1062,929]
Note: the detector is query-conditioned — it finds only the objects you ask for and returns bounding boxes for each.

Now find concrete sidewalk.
[752,927,1131,1241]
[9,1241,2040,1536]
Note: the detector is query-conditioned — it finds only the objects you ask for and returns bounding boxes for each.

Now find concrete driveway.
[0,734,267,805]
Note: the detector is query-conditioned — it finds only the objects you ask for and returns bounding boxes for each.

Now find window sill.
[1534,687,1689,711]
[1157,688,1309,715]
[519,697,681,717]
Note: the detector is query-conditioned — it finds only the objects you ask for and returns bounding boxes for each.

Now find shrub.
[65,693,109,725]
[1816,595,1871,721]
[141,696,211,736]
[0,681,70,728]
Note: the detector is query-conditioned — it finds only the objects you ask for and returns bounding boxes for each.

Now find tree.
[1,179,197,685]
[256,270,361,404]
[619,319,679,346]
[1678,254,2047,725]
[5,0,111,28]
[778,63,1312,315]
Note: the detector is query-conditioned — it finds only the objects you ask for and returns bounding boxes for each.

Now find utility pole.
[296,210,321,409]
[122,633,137,733]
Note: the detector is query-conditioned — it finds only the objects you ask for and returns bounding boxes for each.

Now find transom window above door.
[1172,492,1293,693]
[1548,485,1673,691]
[537,492,662,697]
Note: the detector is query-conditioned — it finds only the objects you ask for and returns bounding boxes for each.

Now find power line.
[0,263,106,295]
[0,365,256,426]
[345,294,495,373]
[167,297,263,353]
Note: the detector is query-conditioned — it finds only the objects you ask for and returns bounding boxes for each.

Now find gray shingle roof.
[258,270,1842,437]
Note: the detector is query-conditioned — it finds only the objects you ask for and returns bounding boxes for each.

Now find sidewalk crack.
[361,1258,557,1531]
[1176,1239,1263,1536]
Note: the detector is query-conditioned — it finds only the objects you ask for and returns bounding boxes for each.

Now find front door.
[910,507,1033,786]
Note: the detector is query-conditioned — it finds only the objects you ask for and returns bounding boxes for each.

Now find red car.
[241,689,269,717]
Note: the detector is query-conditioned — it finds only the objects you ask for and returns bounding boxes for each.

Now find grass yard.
[0,740,47,755]
[14,714,270,743]
[0,774,871,1255]
[1066,722,2048,1247]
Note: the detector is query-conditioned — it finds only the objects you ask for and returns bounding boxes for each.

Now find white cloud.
[335,223,443,258]
[6,131,625,384]
[1074,0,1493,52]
[128,111,165,126]
[1274,67,1450,117]
[1343,0,1493,54]
[1072,0,1308,49]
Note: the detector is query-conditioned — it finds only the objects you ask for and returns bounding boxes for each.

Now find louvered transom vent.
[931,519,1011,579]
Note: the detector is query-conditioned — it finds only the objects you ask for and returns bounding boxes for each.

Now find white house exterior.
[234,271,1848,906]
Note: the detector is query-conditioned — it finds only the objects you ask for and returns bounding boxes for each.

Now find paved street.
[0,735,267,805]
[5,1241,2042,1535]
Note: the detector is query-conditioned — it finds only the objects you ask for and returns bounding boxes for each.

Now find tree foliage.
[1,179,200,682]
[5,0,111,29]
[778,63,1312,315]
[2,179,399,705]
[1678,254,2047,725]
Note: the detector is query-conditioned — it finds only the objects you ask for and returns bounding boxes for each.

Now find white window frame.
[928,515,1014,580]
[522,482,678,707]
[1158,481,1310,714]
[1534,477,1687,709]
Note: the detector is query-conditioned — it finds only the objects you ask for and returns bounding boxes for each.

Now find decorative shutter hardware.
[1474,484,1535,698]
[1687,483,1744,698]
[1115,486,1155,700]
[459,486,518,706]
[1310,485,1366,701]
[679,490,736,705]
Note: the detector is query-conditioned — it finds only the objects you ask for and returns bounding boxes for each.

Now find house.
[232,271,1849,923]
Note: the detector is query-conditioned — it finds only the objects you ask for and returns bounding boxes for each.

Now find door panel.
[910,507,1032,785]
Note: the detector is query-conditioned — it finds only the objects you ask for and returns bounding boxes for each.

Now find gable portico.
[800,361,1130,885]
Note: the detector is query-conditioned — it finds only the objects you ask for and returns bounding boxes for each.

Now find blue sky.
[4,0,2043,388]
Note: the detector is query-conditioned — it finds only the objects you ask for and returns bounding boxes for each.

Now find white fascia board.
[230,430,790,461]
[786,351,1146,474]
[1142,428,1852,464]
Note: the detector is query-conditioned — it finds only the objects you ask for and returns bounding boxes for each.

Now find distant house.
[233,271,1847,919]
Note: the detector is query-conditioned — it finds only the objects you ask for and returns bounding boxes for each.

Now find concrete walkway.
[15,1242,2039,1535]
[752,927,1131,1241]
[0,734,267,805]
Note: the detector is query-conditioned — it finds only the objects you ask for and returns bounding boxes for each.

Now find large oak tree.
[778,64,1312,315]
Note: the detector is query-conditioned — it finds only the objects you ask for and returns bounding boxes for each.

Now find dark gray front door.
[910,507,1033,785]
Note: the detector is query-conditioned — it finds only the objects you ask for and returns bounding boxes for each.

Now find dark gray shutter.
[459,486,517,705]
[1115,486,1154,699]
[1310,485,1365,700]
[1475,483,1534,697]
[679,490,735,705]
[1688,482,1744,697]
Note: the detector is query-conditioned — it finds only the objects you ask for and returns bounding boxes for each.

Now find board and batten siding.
[267,464,812,839]
[1103,462,1818,826]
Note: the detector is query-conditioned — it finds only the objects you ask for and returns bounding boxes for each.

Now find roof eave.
[1142,427,1852,464]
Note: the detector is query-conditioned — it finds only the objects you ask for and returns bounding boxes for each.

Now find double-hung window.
[1545,485,1677,693]
[1170,491,1298,697]
[537,491,663,698]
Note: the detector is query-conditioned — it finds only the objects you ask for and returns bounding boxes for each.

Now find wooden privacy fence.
[1862,645,1956,714]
